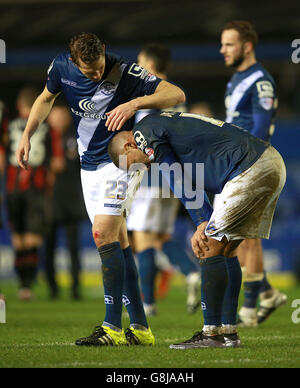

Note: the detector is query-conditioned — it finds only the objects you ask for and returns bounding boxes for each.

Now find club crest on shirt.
[100,81,115,96]
[259,97,274,111]
[134,130,148,151]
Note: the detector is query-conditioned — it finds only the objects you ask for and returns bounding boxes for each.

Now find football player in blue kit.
[108,111,286,348]
[220,21,287,326]
[16,33,185,346]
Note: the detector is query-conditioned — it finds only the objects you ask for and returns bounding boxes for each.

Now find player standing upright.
[45,105,86,300]
[0,99,8,302]
[16,33,185,346]
[0,100,7,227]
[4,88,56,300]
[220,21,287,326]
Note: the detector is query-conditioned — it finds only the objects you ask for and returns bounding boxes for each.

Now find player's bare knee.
[92,227,117,248]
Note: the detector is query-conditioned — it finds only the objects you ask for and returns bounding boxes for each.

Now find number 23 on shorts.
[105,180,128,200]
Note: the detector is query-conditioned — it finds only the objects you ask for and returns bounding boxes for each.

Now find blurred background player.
[189,101,213,117]
[4,87,58,300]
[0,99,8,302]
[220,20,287,326]
[16,32,185,346]
[127,44,201,316]
[45,104,86,300]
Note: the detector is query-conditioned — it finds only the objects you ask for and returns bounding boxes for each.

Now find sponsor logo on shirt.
[61,78,78,87]
[70,98,107,120]
[79,98,97,113]
[256,80,274,99]
[145,147,154,161]
[104,203,122,209]
[259,97,274,111]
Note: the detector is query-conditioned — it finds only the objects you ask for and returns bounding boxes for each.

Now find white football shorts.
[81,162,144,223]
[127,186,180,234]
[206,146,286,241]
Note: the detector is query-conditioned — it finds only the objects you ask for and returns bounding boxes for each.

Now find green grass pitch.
[0,280,300,368]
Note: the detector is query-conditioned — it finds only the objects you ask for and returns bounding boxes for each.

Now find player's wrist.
[130,97,143,112]
[22,129,33,141]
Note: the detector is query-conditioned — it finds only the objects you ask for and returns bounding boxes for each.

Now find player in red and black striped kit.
[0,100,8,227]
[4,87,62,300]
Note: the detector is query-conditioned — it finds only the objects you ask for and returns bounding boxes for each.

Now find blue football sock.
[162,240,199,276]
[259,271,272,293]
[98,242,124,329]
[222,257,242,325]
[137,248,157,306]
[200,255,228,327]
[243,281,262,308]
[123,246,148,328]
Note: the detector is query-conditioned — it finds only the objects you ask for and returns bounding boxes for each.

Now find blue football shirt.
[133,112,269,194]
[225,63,277,141]
[133,112,269,225]
[47,52,162,170]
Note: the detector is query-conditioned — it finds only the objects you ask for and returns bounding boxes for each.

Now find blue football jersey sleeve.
[250,78,276,140]
[225,63,277,142]
[251,78,276,113]
[47,55,63,95]
[121,63,161,99]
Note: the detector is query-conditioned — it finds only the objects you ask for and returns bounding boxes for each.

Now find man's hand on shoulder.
[105,100,138,132]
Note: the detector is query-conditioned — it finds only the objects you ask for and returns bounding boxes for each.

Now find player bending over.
[108,111,286,349]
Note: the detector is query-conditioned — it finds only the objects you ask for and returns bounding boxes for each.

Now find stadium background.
[0,0,300,286]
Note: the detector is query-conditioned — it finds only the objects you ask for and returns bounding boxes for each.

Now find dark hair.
[69,32,105,65]
[108,131,131,168]
[140,44,171,74]
[222,21,258,48]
